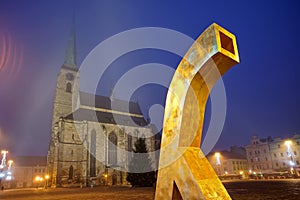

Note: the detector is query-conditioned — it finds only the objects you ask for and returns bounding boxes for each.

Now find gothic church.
[46,25,159,187]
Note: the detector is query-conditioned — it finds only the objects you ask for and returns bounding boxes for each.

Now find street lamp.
[35,176,44,188]
[45,175,49,189]
[215,152,221,175]
[0,150,8,169]
[285,140,295,175]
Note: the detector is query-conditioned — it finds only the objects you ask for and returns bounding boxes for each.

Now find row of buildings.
[208,134,300,178]
[0,156,47,189]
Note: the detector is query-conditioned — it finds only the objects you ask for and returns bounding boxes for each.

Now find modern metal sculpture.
[155,23,239,199]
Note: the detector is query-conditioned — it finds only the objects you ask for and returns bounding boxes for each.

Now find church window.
[90,130,96,177]
[66,82,72,93]
[108,132,118,166]
[128,134,132,152]
[69,165,73,180]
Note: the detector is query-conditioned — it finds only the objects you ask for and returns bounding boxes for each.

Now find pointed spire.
[64,14,77,69]
[109,80,114,100]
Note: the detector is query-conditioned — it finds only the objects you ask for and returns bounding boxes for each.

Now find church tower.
[47,20,80,187]
[51,20,80,128]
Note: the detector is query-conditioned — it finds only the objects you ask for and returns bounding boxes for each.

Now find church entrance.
[112,174,117,185]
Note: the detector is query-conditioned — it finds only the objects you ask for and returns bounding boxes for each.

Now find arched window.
[108,132,118,166]
[128,134,132,152]
[69,165,73,180]
[90,130,96,177]
[66,82,72,93]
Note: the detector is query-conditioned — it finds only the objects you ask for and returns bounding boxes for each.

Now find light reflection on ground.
[1,180,300,200]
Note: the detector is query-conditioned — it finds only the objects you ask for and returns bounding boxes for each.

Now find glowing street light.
[0,150,8,169]
[45,174,49,189]
[215,152,221,165]
[285,140,292,147]
[285,140,296,176]
[214,152,221,176]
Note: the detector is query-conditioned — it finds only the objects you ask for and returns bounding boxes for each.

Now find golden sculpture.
[155,23,239,199]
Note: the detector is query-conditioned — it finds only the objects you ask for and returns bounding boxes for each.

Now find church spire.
[64,15,77,69]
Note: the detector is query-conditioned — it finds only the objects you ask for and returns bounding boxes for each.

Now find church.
[46,25,160,187]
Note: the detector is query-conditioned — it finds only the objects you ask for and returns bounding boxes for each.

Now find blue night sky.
[0,0,300,156]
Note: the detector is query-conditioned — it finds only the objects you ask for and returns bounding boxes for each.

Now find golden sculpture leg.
[155,23,240,199]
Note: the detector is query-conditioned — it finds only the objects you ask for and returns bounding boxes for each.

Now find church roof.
[14,156,47,167]
[79,92,144,116]
[64,92,149,127]
[65,108,148,127]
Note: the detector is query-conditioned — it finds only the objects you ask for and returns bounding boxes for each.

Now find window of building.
[108,132,118,165]
[249,152,252,156]
[294,151,297,155]
[232,161,235,164]
[255,151,257,155]
[264,149,266,153]
[258,150,260,154]
[90,130,96,177]
[283,162,286,166]
[297,141,300,145]
[233,167,236,170]
[297,160,299,165]
[66,82,72,93]
[276,163,279,167]
[274,153,277,157]
[278,144,281,148]
[128,134,132,152]
[280,153,283,157]
[69,165,73,180]
[72,134,75,140]
[265,157,268,161]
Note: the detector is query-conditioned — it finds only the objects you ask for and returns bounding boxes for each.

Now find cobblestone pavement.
[1,180,300,199]
[0,187,154,200]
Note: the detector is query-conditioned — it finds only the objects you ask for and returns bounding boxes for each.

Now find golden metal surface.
[155,23,239,200]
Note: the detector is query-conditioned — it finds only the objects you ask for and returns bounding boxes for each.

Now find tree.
[126,138,156,187]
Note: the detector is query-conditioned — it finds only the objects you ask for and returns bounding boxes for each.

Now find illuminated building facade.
[245,135,273,173]
[46,24,159,187]
[207,147,248,177]
[269,135,300,175]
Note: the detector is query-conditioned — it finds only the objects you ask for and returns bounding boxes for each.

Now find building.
[207,146,248,178]
[8,156,47,188]
[245,135,273,173]
[47,24,159,187]
[269,134,300,175]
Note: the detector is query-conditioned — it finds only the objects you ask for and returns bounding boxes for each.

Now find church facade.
[46,26,159,187]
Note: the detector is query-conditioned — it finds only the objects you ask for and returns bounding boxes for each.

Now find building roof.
[65,108,149,127]
[207,149,246,160]
[14,156,47,167]
[219,150,246,160]
[79,92,144,116]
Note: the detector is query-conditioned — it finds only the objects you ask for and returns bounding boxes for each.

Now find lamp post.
[215,152,221,176]
[285,140,295,176]
[0,150,8,169]
[45,175,49,189]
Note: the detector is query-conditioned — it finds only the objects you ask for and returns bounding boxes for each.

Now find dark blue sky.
[0,0,300,156]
